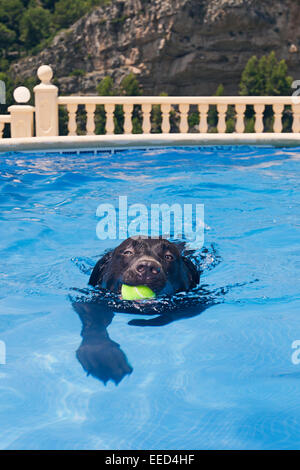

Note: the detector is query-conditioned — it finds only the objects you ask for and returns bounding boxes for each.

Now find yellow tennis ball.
[121,284,156,301]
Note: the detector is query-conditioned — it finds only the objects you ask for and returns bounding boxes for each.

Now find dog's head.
[89,236,200,296]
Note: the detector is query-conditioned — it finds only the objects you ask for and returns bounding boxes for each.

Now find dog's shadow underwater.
[71,243,227,385]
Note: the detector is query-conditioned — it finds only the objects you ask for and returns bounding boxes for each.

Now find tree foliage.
[0,23,16,46]
[0,0,108,65]
[239,51,293,132]
[239,51,293,96]
[53,0,94,29]
[20,6,52,48]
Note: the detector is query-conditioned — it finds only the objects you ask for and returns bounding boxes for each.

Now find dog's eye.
[123,249,133,256]
[164,254,174,261]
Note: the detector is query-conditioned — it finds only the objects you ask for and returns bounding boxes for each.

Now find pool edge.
[1,133,300,152]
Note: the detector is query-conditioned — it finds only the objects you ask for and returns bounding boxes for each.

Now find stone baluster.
[292,103,300,133]
[254,104,265,133]
[123,104,133,134]
[104,104,115,134]
[161,104,171,133]
[86,103,96,135]
[179,104,189,133]
[0,122,4,138]
[198,104,209,133]
[273,104,284,133]
[66,103,78,136]
[142,104,152,133]
[235,104,246,133]
[217,104,227,133]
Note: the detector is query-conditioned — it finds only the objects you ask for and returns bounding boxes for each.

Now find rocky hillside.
[10,0,300,96]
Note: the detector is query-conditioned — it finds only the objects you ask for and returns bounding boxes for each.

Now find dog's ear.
[89,251,113,287]
[182,257,200,288]
[174,240,186,253]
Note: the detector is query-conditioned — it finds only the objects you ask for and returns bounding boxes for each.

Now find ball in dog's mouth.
[121,284,156,301]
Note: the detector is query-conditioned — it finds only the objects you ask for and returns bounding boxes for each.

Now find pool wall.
[1,133,300,153]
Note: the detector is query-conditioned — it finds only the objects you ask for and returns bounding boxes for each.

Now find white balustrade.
[56,96,300,137]
[2,65,300,140]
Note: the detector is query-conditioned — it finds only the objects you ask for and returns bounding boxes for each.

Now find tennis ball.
[121,284,156,301]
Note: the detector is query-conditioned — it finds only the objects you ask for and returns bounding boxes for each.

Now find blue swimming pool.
[0,145,299,450]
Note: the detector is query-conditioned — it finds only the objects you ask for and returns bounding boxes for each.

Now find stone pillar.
[34,65,58,137]
[8,86,34,138]
[8,105,34,138]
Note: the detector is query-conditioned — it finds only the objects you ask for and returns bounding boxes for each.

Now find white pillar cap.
[13,86,31,103]
[37,65,53,84]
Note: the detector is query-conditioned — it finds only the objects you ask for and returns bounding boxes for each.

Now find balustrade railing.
[57,95,300,136]
[1,65,300,140]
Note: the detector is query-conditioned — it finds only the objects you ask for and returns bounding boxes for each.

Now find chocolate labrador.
[89,236,200,295]
[74,237,201,384]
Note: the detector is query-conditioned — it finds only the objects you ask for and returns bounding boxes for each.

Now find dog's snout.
[135,259,161,277]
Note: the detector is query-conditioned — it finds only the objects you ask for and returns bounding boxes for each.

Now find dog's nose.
[136,260,161,276]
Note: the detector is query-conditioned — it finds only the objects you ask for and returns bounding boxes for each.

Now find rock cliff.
[10,0,300,95]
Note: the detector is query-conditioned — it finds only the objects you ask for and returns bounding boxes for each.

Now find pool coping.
[1,133,300,152]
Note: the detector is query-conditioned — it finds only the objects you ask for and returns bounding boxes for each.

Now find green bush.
[239,51,293,132]
[69,68,85,77]
[120,73,141,96]
[240,51,293,96]
[208,84,224,132]
[188,111,199,129]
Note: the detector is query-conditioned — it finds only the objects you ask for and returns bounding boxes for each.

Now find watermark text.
[0,80,5,105]
[96,196,204,248]
[291,340,300,365]
[0,340,6,365]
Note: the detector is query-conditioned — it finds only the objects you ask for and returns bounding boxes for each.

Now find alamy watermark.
[291,340,300,365]
[292,80,300,105]
[0,80,5,105]
[0,340,6,365]
[96,196,205,248]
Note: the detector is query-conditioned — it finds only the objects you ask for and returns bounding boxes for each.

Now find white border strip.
[1,133,300,153]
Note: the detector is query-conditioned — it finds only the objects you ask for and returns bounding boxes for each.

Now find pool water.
[0,146,299,450]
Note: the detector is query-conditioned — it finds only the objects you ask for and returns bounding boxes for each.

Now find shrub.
[239,51,293,132]
[240,51,293,96]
